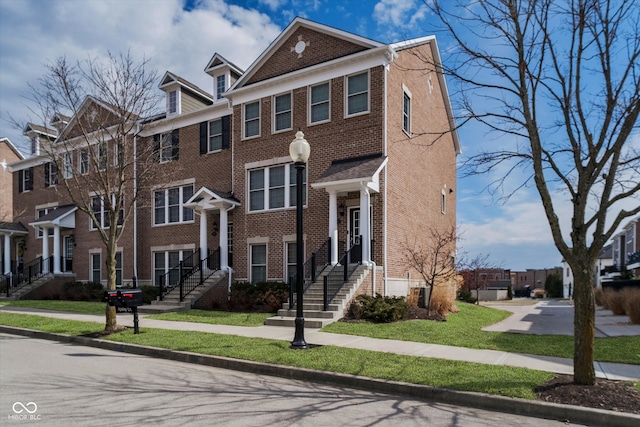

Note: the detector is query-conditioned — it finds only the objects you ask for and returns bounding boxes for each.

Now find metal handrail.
[3,256,52,297]
[288,237,331,310]
[322,242,361,311]
[627,251,640,265]
[158,249,221,302]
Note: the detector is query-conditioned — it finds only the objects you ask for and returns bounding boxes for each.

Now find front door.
[64,236,74,272]
[348,207,362,263]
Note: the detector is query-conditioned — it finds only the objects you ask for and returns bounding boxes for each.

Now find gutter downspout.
[383,59,390,296]
[133,122,139,282]
[225,204,236,298]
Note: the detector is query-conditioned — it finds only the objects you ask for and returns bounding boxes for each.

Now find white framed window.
[44,162,58,187]
[63,153,73,179]
[346,71,369,116]
[309,82,330,124]
[243,101,260,139]
[273,92,292,132]
[36,207,55,238]
[91,252,101,284]
[153,249,193,286]
[250,244,267,284]
[248,164,306,212]
[114,143,124,167]
[160,133,173,162]
[208,119,223,152]
[402,88,411,134]
[90,194,124,230]
[153,184,194,225]
[97,142,107,171]
[285,241,296,283]
[79,150,89,175]
[168,90,177,114]
[441,190,446,214]
[115,252,123,287]
[216,75,226,100]
[18,168,33,193]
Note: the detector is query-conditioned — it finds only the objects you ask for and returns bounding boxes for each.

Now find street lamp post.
[290,130,310,350]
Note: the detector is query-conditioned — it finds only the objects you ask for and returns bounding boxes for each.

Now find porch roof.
[29,204,77,229]
[312,153,387,194]
[184,187,240,211]
[0,221,28,235]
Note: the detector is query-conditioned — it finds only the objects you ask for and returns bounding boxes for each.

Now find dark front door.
[64,235,73,272]
[349,208,362,263]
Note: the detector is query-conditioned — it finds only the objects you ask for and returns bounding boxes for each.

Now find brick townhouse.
[5,18,460,302]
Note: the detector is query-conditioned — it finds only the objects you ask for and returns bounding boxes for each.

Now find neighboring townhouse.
[562,245,613,298]
[7,18,460,303]
[602,214,640,281]
[1,137,25,275]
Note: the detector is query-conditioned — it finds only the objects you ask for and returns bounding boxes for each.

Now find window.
[90,195,124,230]
[402,90,411,134]
[44,162,58,187]
[153,249,193,285]
[209,120,223,152]
[244,101,260,138]
[227,222,233,267]
[115,252,122,287]
[216,75,226,100]
[441,190,446,214]
[346,71,369,116]
[79,150,89,174]
[250,244,267,284]
[36,208,54,238]
[274,93,292,132]
[168,90,177,114]
[309,82,330,123]
[91,253,101,284]
[18,168,34,193]
[97,143,107,171]
[285,242,296,282]
[154,130,179,162]
[248,164,306,212]
[115,143,124,167]
[153,184,194,225]
[289,165,307,206]
[63,153,73,179]
[200,116,230,154]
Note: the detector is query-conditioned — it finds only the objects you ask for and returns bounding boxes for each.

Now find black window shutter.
[26,168,34,191]
[200,122,207,155]
[44,163,50,187]
[222,115,231,149]
[18,170,24,193]
[153,134,160,161]
[171,129,179,160]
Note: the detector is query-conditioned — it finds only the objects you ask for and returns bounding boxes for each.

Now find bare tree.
[25,52,163,331]
[403,226,458,315]
[423,0,640,384]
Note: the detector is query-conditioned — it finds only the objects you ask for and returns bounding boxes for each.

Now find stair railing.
[3,256,51,297]
[158,248,221,302]
[322,241,362,311]
[288,237,331,310]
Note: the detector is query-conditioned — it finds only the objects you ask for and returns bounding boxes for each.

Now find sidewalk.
[1,304,638,382]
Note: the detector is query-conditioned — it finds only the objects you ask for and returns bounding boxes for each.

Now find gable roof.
[23,123,57,139]
[0,137,25,160]
[159,71,213,104]
[204,53,244,76]
[29,204,77,229]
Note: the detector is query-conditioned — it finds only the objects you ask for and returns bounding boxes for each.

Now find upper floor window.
[63,153,73,179]
[168,90,177,114]
[44,162,57,187]
[154,130,179,163]
[244,101,260,139]
[97,143,107,171]
[248,164,306,212]
[200,116,230,154]
[441,190,446,214]
[115,143,124,167]
[216,75,226,100]
[36,207,55,238]
[402,89,411,134]
[274,93,292,132]
[91,194,124,230]
[153,184,194,225]
[309,82,330,124]
[346,71,369,116]
[18,168,34,193]
[79,150,89,175]
[209,120,223,151]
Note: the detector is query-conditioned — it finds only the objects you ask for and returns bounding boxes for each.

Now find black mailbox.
[103,289,144,308]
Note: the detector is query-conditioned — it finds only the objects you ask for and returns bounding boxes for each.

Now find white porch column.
[53,226,61,273]
[3,234,10,274]
[199,209,208,261]
[359,186,371,265]
[328,190,339,265]
[219,207,228,270]
[42,228,50,273]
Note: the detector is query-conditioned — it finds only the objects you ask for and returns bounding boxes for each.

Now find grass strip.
[0,312,551,400]
[323,302,640,365]
[0,300,105,315]
[147,309,272,327]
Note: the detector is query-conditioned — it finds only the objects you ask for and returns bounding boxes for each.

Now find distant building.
[511,267,563,291]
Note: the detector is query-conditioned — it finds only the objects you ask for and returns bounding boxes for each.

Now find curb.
[1,325,639,427]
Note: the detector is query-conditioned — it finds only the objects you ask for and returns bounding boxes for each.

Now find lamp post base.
[290,316,308,349]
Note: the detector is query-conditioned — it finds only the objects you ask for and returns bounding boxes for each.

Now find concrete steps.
[0,274,54,300]
[144,270,227,313]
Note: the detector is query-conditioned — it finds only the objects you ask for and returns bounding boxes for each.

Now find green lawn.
[147,309,273,327]
[0,300,105,315]
[0,312,552,400]
[323,302,640,365]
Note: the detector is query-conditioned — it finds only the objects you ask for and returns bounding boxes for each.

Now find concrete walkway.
[1,302,638,382]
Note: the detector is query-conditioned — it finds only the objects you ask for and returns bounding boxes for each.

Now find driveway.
[481,299,640,337]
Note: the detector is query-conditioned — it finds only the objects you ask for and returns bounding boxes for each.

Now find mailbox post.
[103,289,144,334]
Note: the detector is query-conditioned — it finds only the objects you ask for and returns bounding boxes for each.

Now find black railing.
[322,243,361,311]
[3,256,52,297]
[158,249,221,302]
[627,251,640,266]
[600,265,620,276]
[289,237,331,310]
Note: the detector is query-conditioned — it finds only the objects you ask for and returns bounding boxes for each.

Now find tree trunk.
[104,237,118,332]
[571,261,596,385]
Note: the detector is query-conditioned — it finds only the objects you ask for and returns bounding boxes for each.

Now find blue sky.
[1,0,617,271]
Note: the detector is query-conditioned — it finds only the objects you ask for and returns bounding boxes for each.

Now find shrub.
[603,288,626,315]
[594,288,604,306]
[228,281,288,313]
[622,287,640,324]
[349,294,408,323]
[457,289,477,304]
[431,286,456,316]
[544,273,563,298]
[63,281,104,301]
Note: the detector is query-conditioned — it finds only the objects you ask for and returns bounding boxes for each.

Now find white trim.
[308,81,331,126]
[272,91,293,134]
[344,70,370,118]
[242,100,261,140]
[402,84,412,136]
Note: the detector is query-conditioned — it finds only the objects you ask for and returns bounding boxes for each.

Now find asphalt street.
[0,333,581,427]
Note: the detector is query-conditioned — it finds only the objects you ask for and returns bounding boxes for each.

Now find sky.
[0,0,635,271]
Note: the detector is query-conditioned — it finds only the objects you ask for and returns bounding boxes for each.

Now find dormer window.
[216,75,226,100]
[168,90,177,114]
